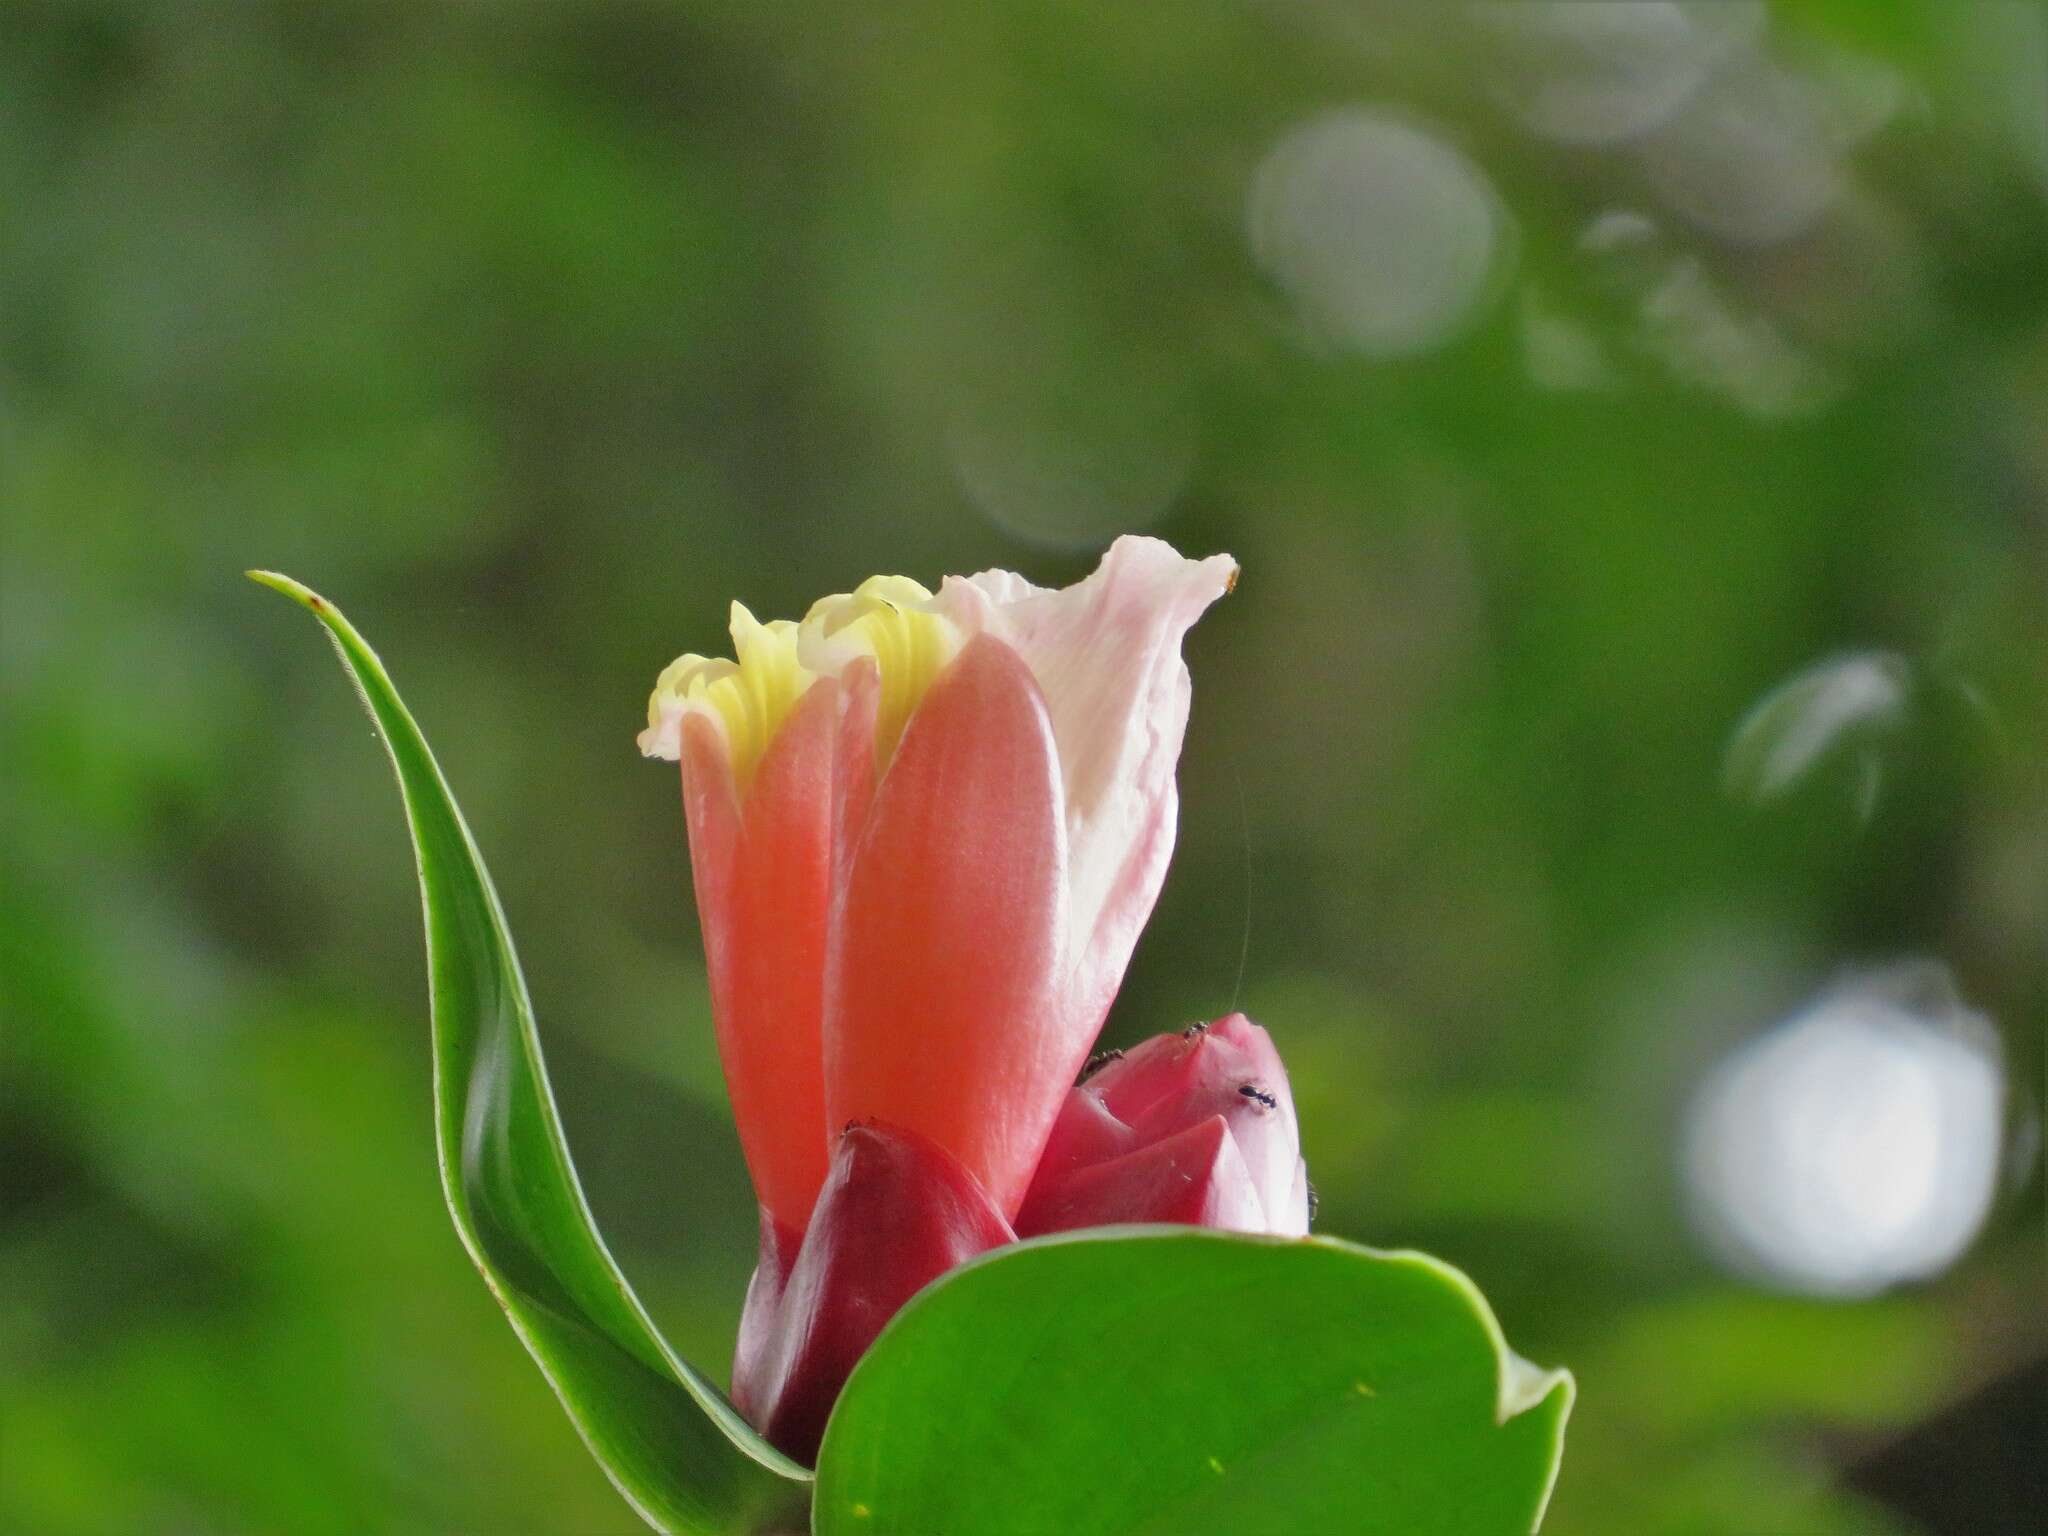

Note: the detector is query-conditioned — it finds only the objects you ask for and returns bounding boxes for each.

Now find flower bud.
[1017,1013,1311,1238]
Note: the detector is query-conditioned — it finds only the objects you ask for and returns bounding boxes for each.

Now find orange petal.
[686,682,839,1234]
[825,634,1070,1218]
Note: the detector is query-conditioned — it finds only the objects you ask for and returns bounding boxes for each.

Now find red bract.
[640,537,1285,1460]
[1017,1013,1312,1238]
[732,1122,1014,1464]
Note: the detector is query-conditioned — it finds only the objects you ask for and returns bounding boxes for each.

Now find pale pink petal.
[932,535,1237,1031]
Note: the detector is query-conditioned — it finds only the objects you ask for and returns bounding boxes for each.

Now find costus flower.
[641,536,1236,1225]
[641,535,1260,1457]
[257,539,1568,1532]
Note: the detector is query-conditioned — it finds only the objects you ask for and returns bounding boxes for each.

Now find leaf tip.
[246,569,330,614]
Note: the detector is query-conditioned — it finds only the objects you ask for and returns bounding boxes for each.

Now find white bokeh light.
[1637,255,1838,417]
[1722,650,1910,810]
[1247,108,1509,358]
[948,404,1194,553]
[1683,961,2005,1297]
[1639,58,1842,246]
[1571,210,1842,420]
[1474,1,1765,147]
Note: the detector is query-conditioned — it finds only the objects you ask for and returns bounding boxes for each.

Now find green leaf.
[250,573,810,1535]
[813,1228,1571,1536]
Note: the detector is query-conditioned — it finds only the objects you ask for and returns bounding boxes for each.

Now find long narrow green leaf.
[251,573,810,1535]
[813,1227,1572,1535]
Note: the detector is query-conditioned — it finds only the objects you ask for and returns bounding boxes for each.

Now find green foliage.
[4,2,2043,1532]
[251,576,1569,1535]
[248,574,809,1534]
[815,1230,1570,1536]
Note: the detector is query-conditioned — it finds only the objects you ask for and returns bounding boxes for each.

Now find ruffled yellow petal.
[642,605,812,788]
[640,577,962,785]
[799,576,961,768]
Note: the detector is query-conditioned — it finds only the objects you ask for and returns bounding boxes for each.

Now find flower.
[721,1011,1310,1460]
[641,536,1238,1232]
[641,535,1245,1458]
[1017,1013,1312,1238]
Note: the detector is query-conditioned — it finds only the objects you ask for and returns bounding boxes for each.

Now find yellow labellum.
[645,606,812,790]
[799,576,960,768]
[643,575,961,789]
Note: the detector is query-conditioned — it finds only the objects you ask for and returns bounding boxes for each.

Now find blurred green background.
[3,2,2043,1532]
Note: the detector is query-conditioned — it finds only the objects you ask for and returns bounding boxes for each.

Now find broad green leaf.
[813,1228,1571,1536]
[250,573,810,1535]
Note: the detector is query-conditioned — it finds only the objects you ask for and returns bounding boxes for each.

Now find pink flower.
[641,536,1235,1229]
[640,536,1288,1460]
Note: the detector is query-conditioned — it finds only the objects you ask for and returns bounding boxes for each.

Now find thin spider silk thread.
[1229,765,1251,1015]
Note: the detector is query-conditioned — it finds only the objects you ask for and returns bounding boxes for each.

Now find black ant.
[1078,1048,1124,1083]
